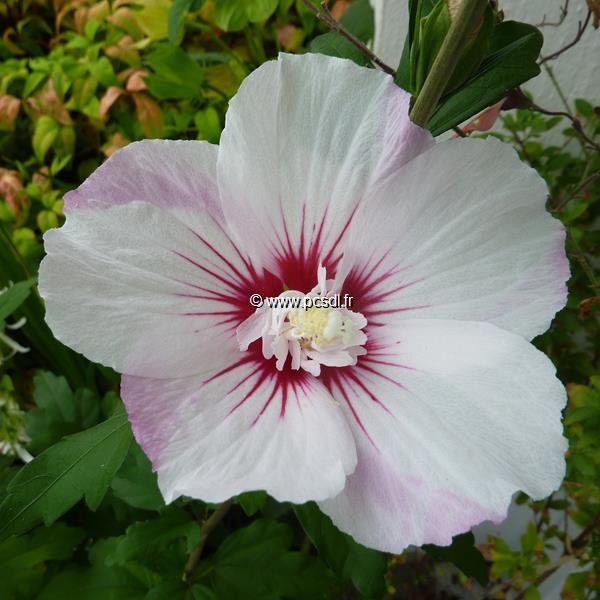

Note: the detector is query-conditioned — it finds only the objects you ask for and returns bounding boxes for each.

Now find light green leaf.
[168,0,197,44]
[32,116,59,163]
[213,0,278,32]
[0,409,132,541]
[145,44,204,99]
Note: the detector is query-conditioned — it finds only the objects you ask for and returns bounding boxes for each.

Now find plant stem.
[183,499,234,581]
[300,0,395,75]
[410,0,486,127]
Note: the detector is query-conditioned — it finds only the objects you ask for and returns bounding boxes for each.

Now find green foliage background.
[0,0,598,598]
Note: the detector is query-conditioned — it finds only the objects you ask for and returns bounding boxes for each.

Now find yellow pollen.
[289,307,336,343]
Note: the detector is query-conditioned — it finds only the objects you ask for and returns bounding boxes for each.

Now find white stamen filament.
[237,266,367,376]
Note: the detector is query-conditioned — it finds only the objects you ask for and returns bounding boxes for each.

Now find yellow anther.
[289,307,338,343]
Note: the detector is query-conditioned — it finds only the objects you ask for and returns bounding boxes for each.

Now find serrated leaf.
[294,502,386,598]
[38,561,147,600]
[26,371,100,453]
[424,532,489,585]
[208,519,334,599]
[237,491,268,516]
[111,441,164,511]
[0,410,132,541]
[108,507,199,565]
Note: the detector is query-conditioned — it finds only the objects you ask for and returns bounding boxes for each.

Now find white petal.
[123,362,357,504]
[39,201,258,378]
[218,53,432,277]
[64,139,223,222]
[319,319,567,552]
[341,137,569,339]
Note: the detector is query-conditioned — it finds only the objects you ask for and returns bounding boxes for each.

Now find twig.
[551,172,599,213]
[410,0,486,127]
[536,0,570,27]
[513,555,576,600]
[535,495,553,533]
[300,0,395,75]
[183,499,234,581]
[511,87,600,152]
[572,511,600,549]
[501,116,535,165]
[513,513,600,600]
[568,232,600,296]
[540,10,592,65]
[453,126,468,137]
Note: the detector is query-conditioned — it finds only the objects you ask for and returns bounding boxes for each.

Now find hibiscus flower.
[38,53,569,552]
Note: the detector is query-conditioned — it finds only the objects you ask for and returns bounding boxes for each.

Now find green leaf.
[88,56,117,87]
[523,585,542,600]
[213,0,278,32]
[423,532,489,585]
[111,441,165,511]
[294,502,386,598]
[0,523,85,568]
[427,21,543,135]
[108,507,199,565]
[575,99,594,119]
[339,0,374,43]
[147,579,189,600]
[0,279,34,322]
[1,227,87,388]
[207,519,334,599]
[32,115,59,163]
[22,72,47,98]
[237,491,268,516]
[38,540,149,600]
[168,0,195,45]
[520,522,538,555]
[309,33,370,67]
[26,371,100,454]
[410,0,451,94]
[0,456,18,498]
[144,44,204,99]
[0,523,85,600]
[195,106,222,144]
[0,409,132,541]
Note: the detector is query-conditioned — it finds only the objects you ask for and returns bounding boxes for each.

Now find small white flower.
[0,394,32,463]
